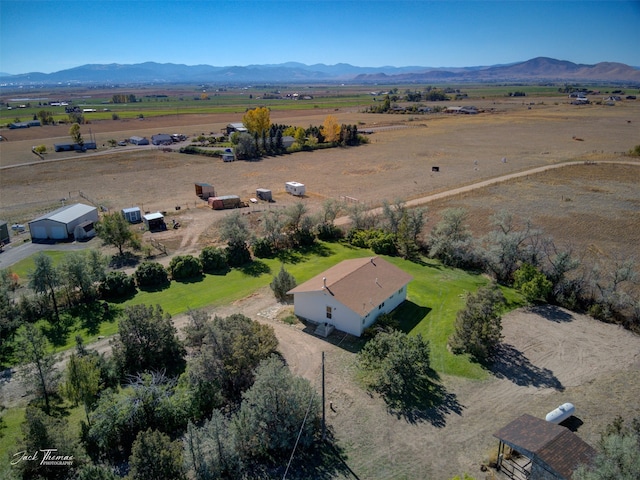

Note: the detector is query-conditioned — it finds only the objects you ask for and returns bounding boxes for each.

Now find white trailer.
[285,181,306,196]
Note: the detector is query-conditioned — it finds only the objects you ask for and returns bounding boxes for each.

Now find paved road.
[0,236,99,269]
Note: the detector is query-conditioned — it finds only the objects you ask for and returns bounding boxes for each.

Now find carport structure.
[493,414,595,480]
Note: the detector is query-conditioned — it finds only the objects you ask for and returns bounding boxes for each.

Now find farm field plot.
[1,94,640,479]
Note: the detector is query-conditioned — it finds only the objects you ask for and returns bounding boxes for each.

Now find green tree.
[449,284,505,362]
[69,122,84,145]
[233,132,259,160]
[95,212,138,256]
[358,330,435,408]
[128,428,186,480]
[15,324,59,414]
[270,265,297,302]
[111,304,186,378]
[232,356,320,463]
[59,251,96,303]
[37,110,54,125]
[514,263,552,303]
[61,353,102,424]
[188,313,278,406]
[28,252,62,324]
[183,413,239,480]
[169,254,202,281]
[134,261,169,288]
[218,212,252,267]
[0,270,20,362]
[99,271,136,299]
[199,246,228,274]
[15,406,84,479]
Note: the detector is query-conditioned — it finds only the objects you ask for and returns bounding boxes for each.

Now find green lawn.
[4,242,523,379]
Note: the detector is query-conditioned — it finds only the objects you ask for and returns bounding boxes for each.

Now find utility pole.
[322,351,326,441]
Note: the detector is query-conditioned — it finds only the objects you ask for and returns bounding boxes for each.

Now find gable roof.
[30,203,97,225]
[288,256,412,316]
[494,414,596,479]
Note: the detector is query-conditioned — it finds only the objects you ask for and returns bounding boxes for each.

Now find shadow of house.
[493,414,596,480]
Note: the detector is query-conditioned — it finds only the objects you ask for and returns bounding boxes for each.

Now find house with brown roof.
[493,414,596,480]
[287,256,412,337]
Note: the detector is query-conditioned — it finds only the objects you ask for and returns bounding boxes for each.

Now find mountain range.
[1,57,639,85]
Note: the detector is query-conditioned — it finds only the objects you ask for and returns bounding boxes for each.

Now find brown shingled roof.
[494,414,596,479]
[288,256,413,316]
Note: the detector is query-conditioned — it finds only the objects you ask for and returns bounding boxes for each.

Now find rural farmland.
[1,85,639,479]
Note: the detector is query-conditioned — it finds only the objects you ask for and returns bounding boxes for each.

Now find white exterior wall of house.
[293,290,364,337]
[293,284,408,337]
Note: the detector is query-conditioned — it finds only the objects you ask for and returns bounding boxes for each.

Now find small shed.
[285,181,306,196]
[208,195,241,210]
[121,207,142,223]
[0,221,10,244]
[143,212,166,231]
[28,203,98,242]
[256,188,272,201]
[129,136,149,145]
[195,183,216,199]
[494,414,596,480]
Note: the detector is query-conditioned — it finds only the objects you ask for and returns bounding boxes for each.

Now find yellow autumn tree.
[243,106,271,136]
[321,115,341,143]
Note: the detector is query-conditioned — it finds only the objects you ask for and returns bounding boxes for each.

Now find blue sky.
[1,0,639,74]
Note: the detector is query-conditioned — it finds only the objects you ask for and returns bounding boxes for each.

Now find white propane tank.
[545,402,575,424]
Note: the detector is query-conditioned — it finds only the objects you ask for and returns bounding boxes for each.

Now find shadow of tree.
[528,304,573,322]
[395,301,431,334]
[42,314,75,347]
[71,302,121,336]
[489,343,564,390]
[109,252,140,269]
[240,260,271,277]
[382,372,464,427]
[174,274,205,284]
[275,429,359,480]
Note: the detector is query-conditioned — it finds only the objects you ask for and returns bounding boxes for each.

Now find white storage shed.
[122,207,142,223]
[285,181,306,196]
[28,203,99,242]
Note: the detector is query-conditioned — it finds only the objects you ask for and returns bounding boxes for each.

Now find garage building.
[28,203,99,242]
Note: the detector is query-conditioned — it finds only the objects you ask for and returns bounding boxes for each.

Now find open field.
[1,90,640,479]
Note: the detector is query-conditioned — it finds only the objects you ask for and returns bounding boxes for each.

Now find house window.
[398,287,403,294]
[326,306,332,319]
[378,302,385,310]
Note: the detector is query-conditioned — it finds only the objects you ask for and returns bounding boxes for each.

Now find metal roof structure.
[30,203,97,225]
[494,414,596,479]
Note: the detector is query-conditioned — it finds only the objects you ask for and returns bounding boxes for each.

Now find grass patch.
[7,250,69,284]
[0,406,25,480]
[3,242,523,380]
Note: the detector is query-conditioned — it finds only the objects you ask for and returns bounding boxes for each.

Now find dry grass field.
[1,95,640,479]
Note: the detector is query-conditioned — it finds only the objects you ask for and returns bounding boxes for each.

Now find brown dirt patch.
[2,99,640,479]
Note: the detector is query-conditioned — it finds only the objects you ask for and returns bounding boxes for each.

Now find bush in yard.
[270,266,296,302]
[169,255,202,281]
[252,237,276,259]
[199,246,228,274]
[134,261,169,288]
[99,271,136,299]
[316,222,344,241]
[513,263,552,303]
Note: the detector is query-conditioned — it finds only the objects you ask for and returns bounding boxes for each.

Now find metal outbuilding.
[121,207,142,223]
[151,134,173,145]
[129,136,150,145]
[143,212,166,231]
[0,221,10,245]
[28,203,99,242]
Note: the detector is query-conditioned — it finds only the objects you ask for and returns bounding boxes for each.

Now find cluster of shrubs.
[100,247,229,299]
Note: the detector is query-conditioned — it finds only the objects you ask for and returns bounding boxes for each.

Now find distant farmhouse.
[288,257,412,337]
